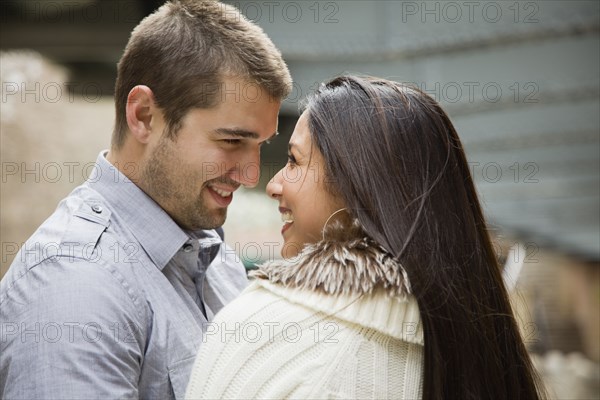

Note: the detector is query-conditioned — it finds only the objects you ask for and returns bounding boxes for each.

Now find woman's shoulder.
[252,279,424,346]
[209,278,424,345]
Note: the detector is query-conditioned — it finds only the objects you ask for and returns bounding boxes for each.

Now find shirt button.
[182,243,194,253]
[91,205,103,214]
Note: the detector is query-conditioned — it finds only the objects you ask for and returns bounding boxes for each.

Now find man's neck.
[105,147,143,183]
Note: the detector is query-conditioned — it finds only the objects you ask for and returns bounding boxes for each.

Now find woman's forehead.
[290,112,312,148]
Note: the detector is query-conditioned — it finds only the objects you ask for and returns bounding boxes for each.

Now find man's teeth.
[208,185,232,198]
[281,211,294,223]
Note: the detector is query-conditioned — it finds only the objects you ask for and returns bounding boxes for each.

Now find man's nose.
[232,147,261,188]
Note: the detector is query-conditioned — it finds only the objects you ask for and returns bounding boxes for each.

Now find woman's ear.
[125,85,160,144]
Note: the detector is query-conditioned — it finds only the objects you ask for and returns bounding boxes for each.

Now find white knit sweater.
[186,223,424,399]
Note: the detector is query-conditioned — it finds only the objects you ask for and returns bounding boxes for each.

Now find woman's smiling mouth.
[280,207,294,234]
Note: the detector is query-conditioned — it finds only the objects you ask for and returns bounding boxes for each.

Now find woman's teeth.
[281,211,294,223]
[208,185,232,197]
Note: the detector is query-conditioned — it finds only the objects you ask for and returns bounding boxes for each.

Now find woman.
[185,76,547,399]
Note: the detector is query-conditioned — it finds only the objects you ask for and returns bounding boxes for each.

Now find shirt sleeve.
[0,257,148,399]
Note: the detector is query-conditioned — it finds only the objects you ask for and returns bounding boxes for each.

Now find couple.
[0,1,546,399]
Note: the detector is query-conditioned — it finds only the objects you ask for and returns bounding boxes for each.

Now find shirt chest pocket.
[168,356,198,400]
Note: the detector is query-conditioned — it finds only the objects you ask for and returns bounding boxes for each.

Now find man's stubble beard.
[140,137,227,231]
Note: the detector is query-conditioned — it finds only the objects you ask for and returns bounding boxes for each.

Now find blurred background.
[1,1,598,398]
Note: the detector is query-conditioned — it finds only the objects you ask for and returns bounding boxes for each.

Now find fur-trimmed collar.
[250,220,411,299]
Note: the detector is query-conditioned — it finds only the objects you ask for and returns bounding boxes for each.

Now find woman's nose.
[266,168,284,199]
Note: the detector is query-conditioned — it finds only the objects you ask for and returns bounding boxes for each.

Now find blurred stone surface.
[533,351,600,399]
[1,50,113,276]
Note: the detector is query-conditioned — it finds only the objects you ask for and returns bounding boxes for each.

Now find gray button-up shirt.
[0,151,248,399]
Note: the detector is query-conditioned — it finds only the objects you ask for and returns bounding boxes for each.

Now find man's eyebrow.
[213,128,279,142]
[213,128,259,139]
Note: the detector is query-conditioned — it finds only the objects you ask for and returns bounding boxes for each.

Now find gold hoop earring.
[322,208,348,241]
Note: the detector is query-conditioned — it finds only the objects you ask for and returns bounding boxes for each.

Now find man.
[0,1,292,398]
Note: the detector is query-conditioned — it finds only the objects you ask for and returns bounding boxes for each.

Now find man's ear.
[125,85,160,144]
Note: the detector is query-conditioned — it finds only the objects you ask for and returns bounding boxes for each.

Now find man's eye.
[222,139,241,145]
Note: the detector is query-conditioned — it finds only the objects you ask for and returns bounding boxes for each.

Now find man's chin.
[191,209,227,231]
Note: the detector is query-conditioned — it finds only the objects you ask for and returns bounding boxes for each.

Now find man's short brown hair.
[112,0,292,149]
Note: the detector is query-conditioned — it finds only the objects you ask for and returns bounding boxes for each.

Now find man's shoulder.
[9,184,112,266]
[1,184,148,306]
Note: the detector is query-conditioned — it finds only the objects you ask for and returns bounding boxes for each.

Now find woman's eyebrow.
[288,142,304,157]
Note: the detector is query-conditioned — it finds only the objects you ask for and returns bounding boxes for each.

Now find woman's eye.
[287,154,297,166]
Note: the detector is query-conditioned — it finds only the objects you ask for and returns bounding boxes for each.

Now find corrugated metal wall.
[229,0,599,260]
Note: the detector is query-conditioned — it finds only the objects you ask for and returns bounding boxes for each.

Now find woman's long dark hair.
[305,76,547,399]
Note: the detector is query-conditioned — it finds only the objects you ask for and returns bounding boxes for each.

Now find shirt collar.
[86,150,222,270]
